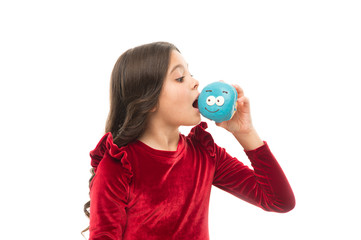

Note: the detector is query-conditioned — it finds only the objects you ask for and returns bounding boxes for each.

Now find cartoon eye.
[216,96,225,106]
[206,96,216,106]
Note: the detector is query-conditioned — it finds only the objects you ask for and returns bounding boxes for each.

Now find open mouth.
[205,107,219,113]
[192,98,199,109]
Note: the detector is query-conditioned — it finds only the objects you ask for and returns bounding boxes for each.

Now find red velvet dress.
[89,122,295,240]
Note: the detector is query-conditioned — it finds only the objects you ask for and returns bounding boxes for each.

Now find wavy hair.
[82,42,179,235]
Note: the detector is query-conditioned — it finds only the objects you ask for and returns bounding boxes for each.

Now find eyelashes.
[175,75,194,83]
[176,76,185,82]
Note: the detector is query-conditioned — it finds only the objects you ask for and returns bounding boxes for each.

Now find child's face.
[153,50,201,127]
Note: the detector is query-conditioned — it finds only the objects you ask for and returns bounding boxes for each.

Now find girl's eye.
[176,76,185,82]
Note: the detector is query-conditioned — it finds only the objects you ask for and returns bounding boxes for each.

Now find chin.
[183,116,202,126]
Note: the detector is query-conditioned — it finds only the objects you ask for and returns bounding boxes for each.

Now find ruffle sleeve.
[89,132,133,240]
[90,132,132,178]
[188,121,216,158]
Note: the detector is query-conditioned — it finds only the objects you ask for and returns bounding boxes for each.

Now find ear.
[150,103,159,113]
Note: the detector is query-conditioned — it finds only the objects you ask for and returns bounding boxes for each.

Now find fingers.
[238,95,249,105]
[231,84,244,98]
[237,95,250,113]
[218,80,245,99]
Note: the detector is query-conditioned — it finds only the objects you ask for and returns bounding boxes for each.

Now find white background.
[1,0,360,239]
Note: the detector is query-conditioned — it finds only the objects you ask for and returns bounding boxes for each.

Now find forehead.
[168,51,187,74]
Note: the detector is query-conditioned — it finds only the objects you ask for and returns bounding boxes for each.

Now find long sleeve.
[213,142,295,213]
[89,133,133,240]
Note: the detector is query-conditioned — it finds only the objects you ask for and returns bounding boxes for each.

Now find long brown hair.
[82,42,179,235]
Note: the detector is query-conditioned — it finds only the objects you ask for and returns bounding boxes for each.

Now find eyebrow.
[206,90,212,92]
[170,63,188,74]
[222,91,228,94]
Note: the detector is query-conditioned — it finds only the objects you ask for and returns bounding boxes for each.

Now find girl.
[83,42,295,240]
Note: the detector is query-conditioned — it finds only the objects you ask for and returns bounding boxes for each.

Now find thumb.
[215,121,226,128]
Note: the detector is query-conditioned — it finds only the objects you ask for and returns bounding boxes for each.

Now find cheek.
[169,93,188,114]
[159,91,182,113]
[165,87,187,104]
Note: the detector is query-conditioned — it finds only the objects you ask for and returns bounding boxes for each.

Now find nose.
[192,77,199,90]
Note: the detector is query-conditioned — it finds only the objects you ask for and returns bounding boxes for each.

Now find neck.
[138,120,180,151]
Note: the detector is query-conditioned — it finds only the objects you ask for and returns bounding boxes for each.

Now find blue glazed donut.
[198,82,238,123]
